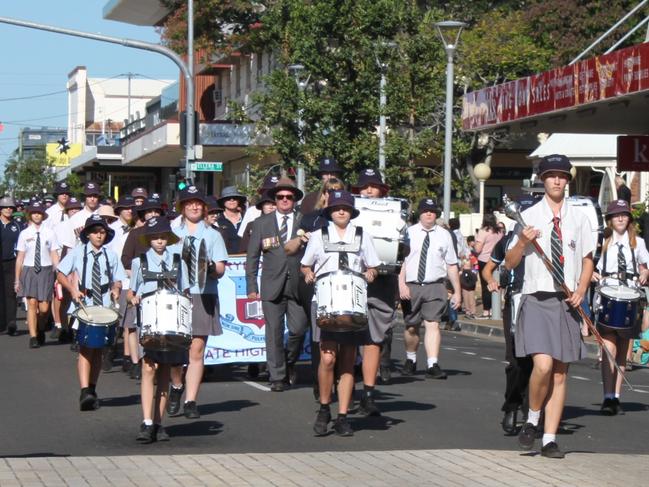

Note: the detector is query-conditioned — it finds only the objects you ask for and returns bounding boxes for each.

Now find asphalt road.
[2,319,649,458]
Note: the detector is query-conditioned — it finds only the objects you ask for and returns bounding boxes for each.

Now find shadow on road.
[166,420,223,437]
[353,415,404,431]
[1,452,70,458]
[100,394,140,407]
[198,399,259,415]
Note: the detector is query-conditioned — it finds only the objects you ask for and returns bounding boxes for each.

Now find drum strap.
[79,244,113,294]
[322,226,362,253]
[602,240,637,279]
[141,252,180,289]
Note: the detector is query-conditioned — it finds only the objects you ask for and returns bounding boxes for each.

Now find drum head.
[599,284,641,301]
[74,305,119,325]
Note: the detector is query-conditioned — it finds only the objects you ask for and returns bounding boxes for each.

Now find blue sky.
[0,1,176,169]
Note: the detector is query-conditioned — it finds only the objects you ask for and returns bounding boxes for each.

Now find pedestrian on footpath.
[505,154,594,458]
[591,200,649,416]
[474,213,503,318]
[14,201,60,348]
[0,196,23,336]
[398,198,461,379]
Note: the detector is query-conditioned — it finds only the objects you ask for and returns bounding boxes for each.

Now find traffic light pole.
[0,15,195,181]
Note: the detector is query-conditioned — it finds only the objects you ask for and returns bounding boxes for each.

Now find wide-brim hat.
[255,191,275,210]
[258,174,280,194]
[0,196,16,209]
[131,187,148,199]
[138,216,180,245]
[83,181,101,196]
[97,204,118,223]
[65,197,83,211]
[26,201,48,219]
[177,185,207,211]
[205,196,222,214]
[606,199,633,220]
[324,190,360,220]
[538,154,573,181]
[351,168,389,194]
[114,196,135,212]
[53,181,71,195]
[267,177,304,201]
[137,197,165,216]
[315,156,343,177]
[217,185,247,208]
[79,214,115,244]
[417,198,439,215]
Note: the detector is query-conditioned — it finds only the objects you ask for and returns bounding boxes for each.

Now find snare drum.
[595,284,641,330]
[354,196,410,273]
[72,306,119,348]
[140,291,192,351]
[315,270,368,332]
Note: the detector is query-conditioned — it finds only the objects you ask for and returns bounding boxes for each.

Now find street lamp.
[288,63,309,193]
[375,41,397,173]
[474,162,491,218]
[436,20,466,220]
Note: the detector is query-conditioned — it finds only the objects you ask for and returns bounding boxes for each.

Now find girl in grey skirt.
[14,201,60,348]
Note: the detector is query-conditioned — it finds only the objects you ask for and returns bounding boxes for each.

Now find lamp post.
[375,41,397,173]
[435,20,466,221]
[288,63,309,193]
[474,162,491,218]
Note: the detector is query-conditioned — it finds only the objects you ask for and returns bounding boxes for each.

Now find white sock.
[542,434,556,447]
[614,393,620,399]
[527,408,541,426]
[171,384,183,390]
[143,418,153,426]
[427,357,438,368]
[54,322,62,328]
[406,352,417,362]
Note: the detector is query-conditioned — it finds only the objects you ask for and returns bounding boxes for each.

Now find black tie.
[34,231,42,274]
[188,236,197,285]
[417,230,431,283]
[279,215,289,244]
[91,251,102,305]
[551,217,565,286]
[122,225,130,234]
[618,243,627,277]
[161,260,169,272]
[60,211,65,222]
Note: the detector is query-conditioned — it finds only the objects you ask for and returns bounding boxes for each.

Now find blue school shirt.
[173,220,228,294]
[58,243,127,307]
[130,245,189,296]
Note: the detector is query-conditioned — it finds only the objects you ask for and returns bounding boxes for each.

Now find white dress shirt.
[402,223,457,283]
[508,196,594,294]
[275,210,294,240]
[45,203,67,230]
[596,232,649,280]
[58,207,95,250]
[16,225,60,267]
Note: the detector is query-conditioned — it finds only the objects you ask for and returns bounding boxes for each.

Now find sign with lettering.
[462,43,649,131]
[617,135,649,171]
[190,162,223,172]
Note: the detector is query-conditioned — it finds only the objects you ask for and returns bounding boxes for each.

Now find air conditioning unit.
[213,89,223,106]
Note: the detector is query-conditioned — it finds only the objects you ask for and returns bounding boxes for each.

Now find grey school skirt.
[191,293,222,337]
[19,266,55,301]
[515,292,587,363]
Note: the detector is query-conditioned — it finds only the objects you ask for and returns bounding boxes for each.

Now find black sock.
[89,384,96,394]
[319,403,330,412]
[363,384,374,396]
[338,413,347,419]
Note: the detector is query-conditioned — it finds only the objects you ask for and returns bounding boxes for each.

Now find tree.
[1,148,56,200]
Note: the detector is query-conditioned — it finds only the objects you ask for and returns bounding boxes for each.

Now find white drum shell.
[140,291,192,350]
[315,270,368,331]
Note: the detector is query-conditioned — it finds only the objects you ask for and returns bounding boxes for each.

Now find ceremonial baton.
[502,195,636,392]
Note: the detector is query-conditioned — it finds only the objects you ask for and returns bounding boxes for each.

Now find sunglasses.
[275,194,295,201]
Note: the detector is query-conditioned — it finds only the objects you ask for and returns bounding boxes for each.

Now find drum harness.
[322,226,363,271]
[600,240,637,283]
[78,244,114,298]
[140,252,181,293]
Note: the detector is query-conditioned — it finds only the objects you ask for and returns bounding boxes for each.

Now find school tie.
[188,236,197,285]
[34,231,42,273]
[91,251,102,305]
[417,230,431,283]
[279,215,289,244]
[122,225,130,234]
[551,217,565,286]
[617,243,627,277]
[60,211,65,222]
[161,260,169,272]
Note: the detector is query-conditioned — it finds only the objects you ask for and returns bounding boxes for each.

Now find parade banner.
[462,42,649,131]
[204,255,311,365]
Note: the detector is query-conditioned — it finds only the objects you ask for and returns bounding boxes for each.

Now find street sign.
[617,136,649,171]
[190,162,223,172]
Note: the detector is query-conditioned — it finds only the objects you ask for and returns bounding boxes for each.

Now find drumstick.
[313,255,332,277]
[77,300,92,320]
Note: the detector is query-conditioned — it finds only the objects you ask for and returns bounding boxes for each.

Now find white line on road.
[444,347,457,350]
[462,351,477,356]
[571,376,590,381]
[480,357,496,361]
[240,380,271,392]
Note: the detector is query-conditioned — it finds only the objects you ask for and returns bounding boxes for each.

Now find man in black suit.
[246,177,309,391]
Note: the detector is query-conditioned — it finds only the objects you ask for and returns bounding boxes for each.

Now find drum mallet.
[503,196,636,392]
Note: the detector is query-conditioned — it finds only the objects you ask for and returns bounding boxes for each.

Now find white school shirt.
[508,196,594,294]
[402,223,457,283]
[108,219,133,288]
[301,222,380,277]
[237,206,261,237]
[45,203,67,230]
[16,225,60,267]
[596,232,649,278]
[58,207,95,250]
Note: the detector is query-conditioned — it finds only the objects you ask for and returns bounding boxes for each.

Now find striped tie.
[279,215,289,244]
[417,230,431,283]
[551,217,564,286]
[34,231,42,274]
[617,243,627,277]
[188,236,197,285]
[91,251,102,305]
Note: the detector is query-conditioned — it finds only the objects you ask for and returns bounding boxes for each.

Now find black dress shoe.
[29,337,40,349]
[167,385,184,417]
[600,398,617,416]
[129,361,141,380]
[287,364,297,386]
[358,392,381,417]
[313,407,331,436]
[613,398,624,415]
[502,410,518,435]
[402,359,416,376]
[79,388,99,411]
[270,381,287,392]
[136,423,156,444]
[333,416,353,437]
[183,401,200,419]
[426,363,447,380]
[379,365,392,383]
[541,441,565,459]
[155,425,170,442]
[7,325,17,336]
[50,327,60,340]
[101,348,114,372]
[518,422,537,450]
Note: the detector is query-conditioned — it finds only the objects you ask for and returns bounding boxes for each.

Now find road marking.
[444,347,457,351]
[571,376,590,381]
[480,357,496,361]
[240,380,271,392]
[462,351,477,356]
[501,361,509,365]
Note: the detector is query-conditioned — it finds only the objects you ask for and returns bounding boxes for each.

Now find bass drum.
[566,195,603,263]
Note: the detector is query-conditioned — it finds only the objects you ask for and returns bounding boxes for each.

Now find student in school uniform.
[14,201,60,348]
[129,217,189,443]
[57,215,126,411]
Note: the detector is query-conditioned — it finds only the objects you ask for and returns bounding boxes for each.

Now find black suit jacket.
[246,211,304,301]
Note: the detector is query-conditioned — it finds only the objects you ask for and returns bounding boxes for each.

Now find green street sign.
[190,162,223,172]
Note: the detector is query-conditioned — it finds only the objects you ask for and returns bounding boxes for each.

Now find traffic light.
[177,178,188,191]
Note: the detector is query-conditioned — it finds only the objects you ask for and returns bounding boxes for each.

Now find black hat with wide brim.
[267,177,304,201]
[79,214,115,244]
[138,216,180,245]
[324,190,360,220]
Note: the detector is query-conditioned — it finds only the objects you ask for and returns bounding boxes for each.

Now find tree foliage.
[1,148,56,200]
